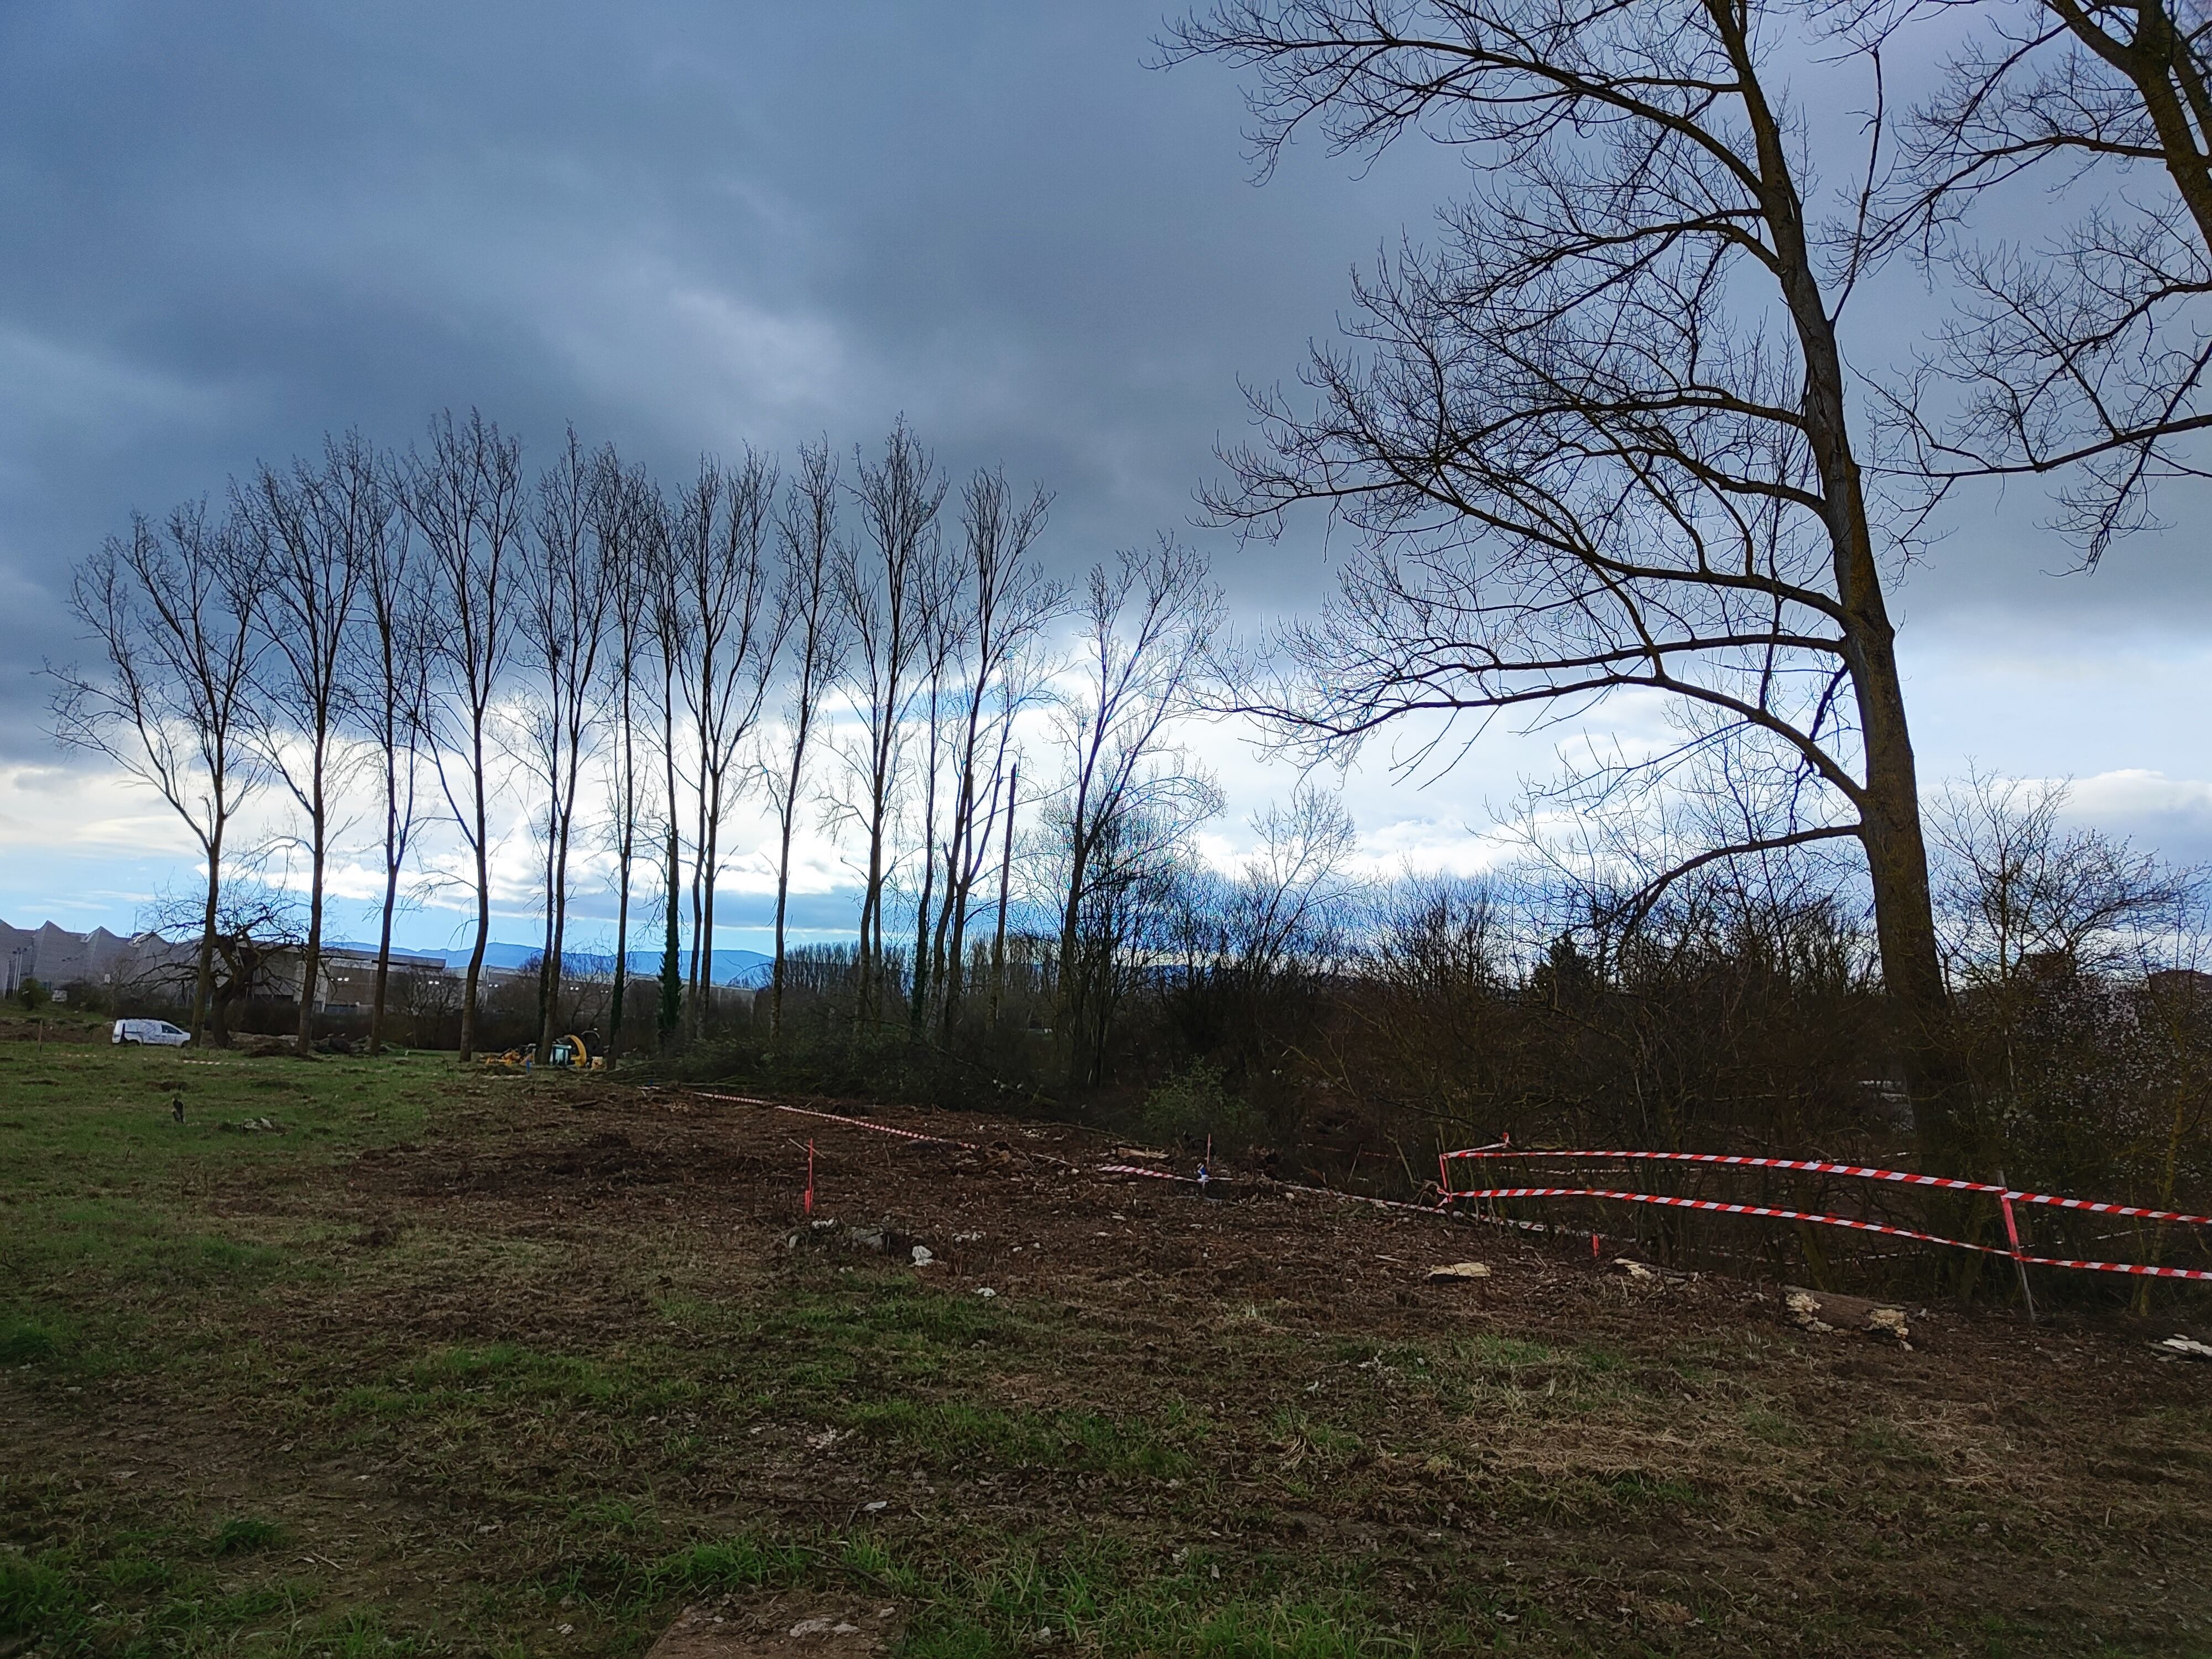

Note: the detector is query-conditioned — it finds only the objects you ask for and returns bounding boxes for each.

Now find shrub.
[1140,1062,1261,1151]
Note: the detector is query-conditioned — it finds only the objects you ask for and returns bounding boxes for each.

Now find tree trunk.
[460,765,490,1063]
[536,790,559,1056]
[369,846,400,1056]
[989,761,1017,1025]
[296,814,326,1055]
[771,778,799,1048]
[609,856,632,1061]
[1057,824,1091,1089]
[699,785,719,1035]
[659,816,682,1044]
[1720,6,1958,1158]
[193,821,222,1046]
[659,685,683,1046]
[539,788,575,1063]
[910,823,936,1037]
[688,750,708,1026]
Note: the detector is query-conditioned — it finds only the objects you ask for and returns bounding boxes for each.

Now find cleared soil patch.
[3,1052,2210,1656]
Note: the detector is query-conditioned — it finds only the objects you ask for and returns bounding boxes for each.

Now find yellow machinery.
[547,1032,603,1070]
[481,1032,603,1070]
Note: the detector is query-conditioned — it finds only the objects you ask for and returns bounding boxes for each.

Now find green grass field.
[4,1036,2210,1657]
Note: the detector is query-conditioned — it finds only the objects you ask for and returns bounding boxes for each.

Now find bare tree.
[406,410,524,1063]
[1168,0,1961,1144]
[905,546,967,1036]
[240,436,375,1053]
[929,469,1063,1033]
[143,883,302,1048]
[1224,781,1362,989]
[521,429,612,1060]
[50,502,266,1041]
[836,419,947,1024]
[1931,771,2200,990]
[596,454,658,1059]
[670,451,781,1027]
[1883,0,2212,561]
[761,440,848,1047]
[988,758,1021,1025]
[644,482,691,1043]
[350,442,430,1056]
[1052,536,1225,1081]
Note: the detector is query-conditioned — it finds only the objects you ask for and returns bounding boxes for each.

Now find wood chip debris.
[1426,1261,1492,1282]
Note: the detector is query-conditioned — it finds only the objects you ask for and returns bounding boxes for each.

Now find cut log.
[1785,1285,1910,1346]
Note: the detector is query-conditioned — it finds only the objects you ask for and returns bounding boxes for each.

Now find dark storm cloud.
[0,1,1467,759]
[4,1,2206,781]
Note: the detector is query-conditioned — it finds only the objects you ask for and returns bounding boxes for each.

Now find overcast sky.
[4,2,2210,952]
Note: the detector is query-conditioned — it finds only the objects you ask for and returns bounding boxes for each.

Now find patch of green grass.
[1268,1408,1363,1464]
[285,1605,439,1657]
[580,1531,1437,1659]
[1460,1333,1559,1368]
[0,1548,77,1638]
[0,1535,320,1653]
[1744,1405,1804,1446]
[0,1312,62,1365]
[764,1276,1021,1354]
[646,1534,815,1598]
[209,1515,285,1556]
[1849,1416,1937,1465]
[844,1398,1191,1478]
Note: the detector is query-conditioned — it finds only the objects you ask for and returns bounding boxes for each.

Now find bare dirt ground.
[6,1062,2211,1656]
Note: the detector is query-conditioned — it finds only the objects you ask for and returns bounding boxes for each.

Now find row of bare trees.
[50,413,1223,1071]
[50,0,2212,1160]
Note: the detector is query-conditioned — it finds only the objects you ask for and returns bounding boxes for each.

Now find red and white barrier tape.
[692,1092,2206,1279]
[1452,1185,2212,1281]
[1097,1162,1197,1183]
[694,1090,979,1151]
[1442,1148,2212,1230]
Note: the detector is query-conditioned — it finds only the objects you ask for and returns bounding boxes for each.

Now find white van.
[112,1019,191,1047]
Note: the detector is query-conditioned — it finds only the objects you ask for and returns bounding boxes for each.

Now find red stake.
[805,1139,816,1217]
[1999,1171,2036,1322]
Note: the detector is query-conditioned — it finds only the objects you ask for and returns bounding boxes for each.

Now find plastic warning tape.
[693,1091,978,1151]
[1452,1185,2212,1281]
[1442,1148,2212,1230]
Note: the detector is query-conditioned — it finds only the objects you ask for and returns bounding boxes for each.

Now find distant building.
[301,943,451,1012]
[0,919,195,997]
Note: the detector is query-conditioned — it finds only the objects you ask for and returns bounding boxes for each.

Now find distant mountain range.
[327,940,774,986]
[4,918,776,991]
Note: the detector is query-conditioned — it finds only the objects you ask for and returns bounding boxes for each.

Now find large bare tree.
[521,429,612,1060]
[670,451,781,1026]
[904,547,966,1036]
[596,453,658,1059]
[349,444,430,1056]
[51,502,266,1041]
[1051,538,1224,1083]
[643,481,691,1043]
[1168,0,1962,1144]
[761,440,848,1047]
[1882,0,2212,561]
[836,419,947,1024]
[240,435,374,1053]
[928,469,1062,1032]
[406,410,524,1063]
